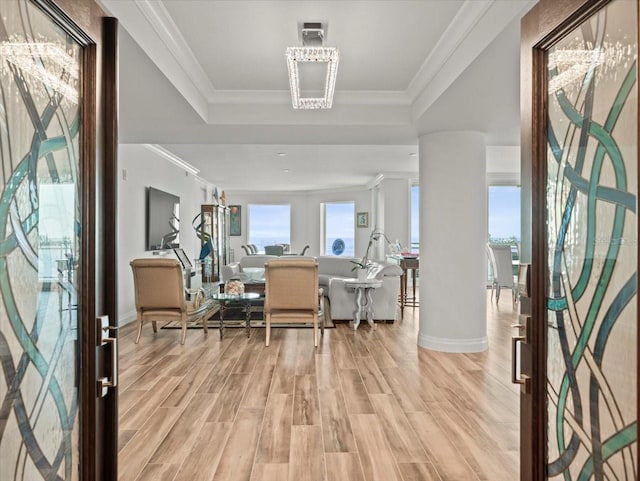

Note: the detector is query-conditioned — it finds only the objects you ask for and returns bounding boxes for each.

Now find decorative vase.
[357,268,368,281]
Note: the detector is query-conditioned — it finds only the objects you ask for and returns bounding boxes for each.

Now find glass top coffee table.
[210,292,261,339]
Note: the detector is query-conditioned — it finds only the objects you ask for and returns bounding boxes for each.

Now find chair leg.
[135,316,143,344]
[265,313,271,347]
[496,285,501,303]
[202,314,208,336]
[181,323,187,345]
[313,314,318,348]
[152,321,158,333]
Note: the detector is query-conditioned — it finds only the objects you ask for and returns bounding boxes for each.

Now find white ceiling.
[101,0,534,192]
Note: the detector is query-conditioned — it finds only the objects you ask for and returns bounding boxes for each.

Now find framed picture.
[229,205,241,236]
[356,212,368,228]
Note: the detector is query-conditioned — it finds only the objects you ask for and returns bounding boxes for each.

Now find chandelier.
[286,23,339,109]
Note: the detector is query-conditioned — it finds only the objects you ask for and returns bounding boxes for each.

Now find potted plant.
[350,227,390,280]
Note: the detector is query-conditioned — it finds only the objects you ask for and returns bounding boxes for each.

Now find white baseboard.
[417,332,488,353]
[119,310,137,326]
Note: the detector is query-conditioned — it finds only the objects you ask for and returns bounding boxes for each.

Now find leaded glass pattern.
[0,1,82,480]
[546,0,638,479]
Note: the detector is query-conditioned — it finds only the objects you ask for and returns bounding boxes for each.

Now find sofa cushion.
[318,256,358,278]
[239,255,279,269]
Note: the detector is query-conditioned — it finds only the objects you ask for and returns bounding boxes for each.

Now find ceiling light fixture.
[277,152,287,157]
[286,22,339,109]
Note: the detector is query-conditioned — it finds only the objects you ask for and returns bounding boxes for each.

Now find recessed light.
[283,169,290,173]
[409,152,417,157]
[277,152,287,157]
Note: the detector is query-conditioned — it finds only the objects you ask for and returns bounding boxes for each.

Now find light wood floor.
[118,292,520,481]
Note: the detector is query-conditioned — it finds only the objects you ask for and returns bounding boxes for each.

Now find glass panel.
[324,202,355,256]
[248,204,291,252]
[546,0,637,479]
[0,1,82,480]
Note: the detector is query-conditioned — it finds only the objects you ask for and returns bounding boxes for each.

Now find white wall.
[226,188,374,259]
[117,144,212,325]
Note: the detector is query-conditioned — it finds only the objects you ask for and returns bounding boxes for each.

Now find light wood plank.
[120,377,181,430]
[357,358,392,394]
[332,340,356,369]
[149,393,216,465]
[406,411,479,481]
[293,375,321,425]
[241,363,275,408]
[135,463,180,481]
[369,394,429,464]
[288,425,326,481]
[250,463,289,481]
[206,373,251,422]
[397,463,441,481]
[325,453,365,481]
[315,354,340,390]
[118,407,181,481]
[350,414,403,481]
[255,394,293,463]
[338,369,374,414]
[173,422,232,481]
[318,388,357,453]
[212,408,264,481]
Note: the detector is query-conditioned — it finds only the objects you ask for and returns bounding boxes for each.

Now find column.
[418,131,487,352]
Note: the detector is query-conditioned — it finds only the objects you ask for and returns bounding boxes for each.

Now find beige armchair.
[264,259,320,347]
[130,258,215,344]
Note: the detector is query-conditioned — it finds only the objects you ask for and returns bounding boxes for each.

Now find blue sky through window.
[324,202,354,256]
[248,204,291,250]
[488,186,521,242]
[411,184,419,249]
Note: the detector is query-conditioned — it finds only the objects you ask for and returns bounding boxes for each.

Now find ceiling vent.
[301,22,325,46]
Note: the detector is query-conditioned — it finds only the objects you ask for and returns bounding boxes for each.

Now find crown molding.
[410,0,536,122]
[143,144,200,175]
[209,89,411,106]
[135,0,216,99]
[406,0,493,100]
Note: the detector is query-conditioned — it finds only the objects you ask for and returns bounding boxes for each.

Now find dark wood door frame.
[520,1,639,480]
[35,0,119,479]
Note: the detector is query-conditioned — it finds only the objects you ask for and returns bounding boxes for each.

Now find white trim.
[406,0,493,99]
[417,332,488,353]
[135,0,216,99]
[487,172,520,185]
[143,144,200,175]
[119,310,138,326]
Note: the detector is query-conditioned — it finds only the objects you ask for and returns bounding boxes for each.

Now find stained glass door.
[522,0,638,479]
[545,0,637,478]
[0,0,118,480]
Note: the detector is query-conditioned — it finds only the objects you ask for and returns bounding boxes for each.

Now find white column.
[418,131,487,352]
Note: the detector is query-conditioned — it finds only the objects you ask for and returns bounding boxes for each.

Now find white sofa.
[317,256,402,321]
[222,255,402,322]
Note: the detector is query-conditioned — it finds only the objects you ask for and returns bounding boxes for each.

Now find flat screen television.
[146,187,180,251]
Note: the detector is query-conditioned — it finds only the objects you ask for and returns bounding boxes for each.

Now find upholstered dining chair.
[486,243,516,304]
[264,258,321,347]
[264,245,284,256]
[130,258,215,344]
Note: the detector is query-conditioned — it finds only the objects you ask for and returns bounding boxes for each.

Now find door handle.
[511,335,530,392]
[97,315,118,397]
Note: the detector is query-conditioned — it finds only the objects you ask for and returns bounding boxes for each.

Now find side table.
[344,279,383,330]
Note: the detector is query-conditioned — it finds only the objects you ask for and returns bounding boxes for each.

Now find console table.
[387,255,419,318]
[344,279,382,330]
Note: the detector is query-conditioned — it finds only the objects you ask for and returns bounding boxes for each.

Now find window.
[248,204,291,252]
[488,186,521,245]
[488,186,521,278]
[322,202,355,256]
[410,183,419,252]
